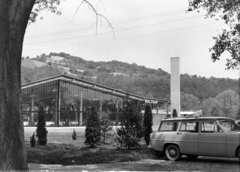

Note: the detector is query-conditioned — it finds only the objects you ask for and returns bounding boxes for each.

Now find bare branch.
[71,0,84,22]
[81,0,116,39]
[97,0,106,12]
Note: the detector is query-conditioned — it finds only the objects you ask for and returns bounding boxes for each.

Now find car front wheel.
[165,144,181,161]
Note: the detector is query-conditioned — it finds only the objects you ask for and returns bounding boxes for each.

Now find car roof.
[162,116,234,122]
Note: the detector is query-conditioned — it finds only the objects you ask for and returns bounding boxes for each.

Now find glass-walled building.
[21,75,169,127]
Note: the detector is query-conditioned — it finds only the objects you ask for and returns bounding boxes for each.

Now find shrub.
[72,129,77,140]
[115,97,143,149]
[30,132,36,147]
[85,106,101,148]
[143,104,153,145]
[172,109,178,117]
[100,111,113,143]
[36,105,48,145]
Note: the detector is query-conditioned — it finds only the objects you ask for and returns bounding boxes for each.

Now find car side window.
[201,121,223,133]
[159,121,179,132]
[218,120,240,132]
[179,122,199,132]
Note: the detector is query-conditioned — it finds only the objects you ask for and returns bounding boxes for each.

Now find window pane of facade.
[21,76,168,127]
[21,80,57,126]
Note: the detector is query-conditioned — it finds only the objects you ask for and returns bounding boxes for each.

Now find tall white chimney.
[170,57,180,117]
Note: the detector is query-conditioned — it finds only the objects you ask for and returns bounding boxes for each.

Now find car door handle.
[177,132,182,135]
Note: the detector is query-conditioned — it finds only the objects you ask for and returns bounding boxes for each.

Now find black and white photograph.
[0,0,240,171]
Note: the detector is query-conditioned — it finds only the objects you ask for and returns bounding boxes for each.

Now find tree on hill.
[201,89,239,118]
[21,66,63,84]
[37,53,48,62]
[215,89,239,118]
[188,0,240,69]
[181,93,200,111]
[0,0,112,170]
[209,99,223,117]
[201,97,215,116]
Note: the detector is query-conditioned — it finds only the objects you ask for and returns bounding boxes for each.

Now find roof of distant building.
[50,56,64,61]
[21,75,169,104]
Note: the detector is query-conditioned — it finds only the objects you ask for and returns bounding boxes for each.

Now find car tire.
[186,155,198,159]
[165,144,181,161]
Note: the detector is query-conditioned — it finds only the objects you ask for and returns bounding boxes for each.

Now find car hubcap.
[169,149,176,157]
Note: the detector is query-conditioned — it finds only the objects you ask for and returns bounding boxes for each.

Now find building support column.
[57,80,60,126]
[100,96,103,119]
[30,94,34,126]
[116,100,119,126]
[79,91,83,125]
[54,87,58,126]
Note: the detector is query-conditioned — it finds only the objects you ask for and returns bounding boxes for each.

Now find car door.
[218,119,240,157]
[198,121,227,156]
[175,121,199,155]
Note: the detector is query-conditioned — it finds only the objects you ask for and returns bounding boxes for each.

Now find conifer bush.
[172,109,178,117]
[100,111,113,143]
[116,97,143,149]
[72,129,77,140]
[36,105,48,145]
[85,106,101,148]
[143,104,153,145]
[30,132,36,147]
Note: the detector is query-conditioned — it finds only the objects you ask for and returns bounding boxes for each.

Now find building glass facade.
[21,75,169,127]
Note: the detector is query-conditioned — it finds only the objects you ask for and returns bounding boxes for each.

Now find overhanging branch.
[72,0,115,39]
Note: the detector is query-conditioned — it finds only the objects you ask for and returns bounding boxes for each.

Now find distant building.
[147,109,202,126]
[21,75,169,127]
[46,56,65,64]
[180,110,202,117]
[110,72,129,77]
[76,69,85,73]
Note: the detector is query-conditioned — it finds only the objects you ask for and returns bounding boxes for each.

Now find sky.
[23,0,239,79]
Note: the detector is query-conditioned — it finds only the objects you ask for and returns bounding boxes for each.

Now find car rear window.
[159,121,179,131]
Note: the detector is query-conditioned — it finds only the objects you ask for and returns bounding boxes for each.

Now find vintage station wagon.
[149,116,240,161]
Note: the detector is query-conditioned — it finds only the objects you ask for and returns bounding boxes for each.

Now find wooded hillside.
[21,52,240,118]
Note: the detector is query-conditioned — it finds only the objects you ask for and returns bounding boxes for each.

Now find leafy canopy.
[188,0,240,69]
[30,0,62,24]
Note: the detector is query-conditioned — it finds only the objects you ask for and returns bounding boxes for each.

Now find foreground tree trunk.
[0,0,35,170]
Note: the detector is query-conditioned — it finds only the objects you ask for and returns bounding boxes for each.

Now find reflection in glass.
[21,78,165,127]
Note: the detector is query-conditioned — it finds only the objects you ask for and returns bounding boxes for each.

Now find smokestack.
[170,57,180,117]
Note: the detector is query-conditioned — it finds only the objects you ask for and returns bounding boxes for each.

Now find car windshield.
[217,119,240,132]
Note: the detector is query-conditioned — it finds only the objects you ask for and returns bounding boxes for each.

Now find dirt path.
[29,156,240,171]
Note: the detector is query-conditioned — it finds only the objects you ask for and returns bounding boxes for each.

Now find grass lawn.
[25,127,160,165]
